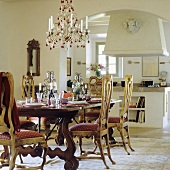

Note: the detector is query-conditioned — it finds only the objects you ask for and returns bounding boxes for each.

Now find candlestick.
[39,83,42,91]
[54,82,57,90]
[50,82,53,90]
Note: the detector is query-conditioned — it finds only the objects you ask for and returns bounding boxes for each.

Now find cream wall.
[1,0,170,99]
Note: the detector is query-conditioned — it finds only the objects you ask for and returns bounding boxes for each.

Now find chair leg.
[92,139,98,153]
[119,127,130,155]
[104,134,116,165]
[9,147,18,170]
[79,136,83,155]
[40,143,48,170]
[96,137,109,169]
[124,126,135,152]
[1,146,10,166]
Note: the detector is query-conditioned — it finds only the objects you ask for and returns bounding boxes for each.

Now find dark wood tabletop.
[17,99,121,170]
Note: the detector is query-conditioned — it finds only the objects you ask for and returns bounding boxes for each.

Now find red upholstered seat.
[95,117,125,126]
[85,111,100,117]
[0,130,44,140]
[69,123,99,131]
[79,110,100,123]
[108,117,120,123]
[69,122,107,132]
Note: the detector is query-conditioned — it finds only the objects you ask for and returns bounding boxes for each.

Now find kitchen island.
[111,86,170,128]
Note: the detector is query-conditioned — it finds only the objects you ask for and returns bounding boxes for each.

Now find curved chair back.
[0,72,20,133]
[22,75,35,99]
[99,75,113,129]
[88,76,102,97]
[120,75,133,123]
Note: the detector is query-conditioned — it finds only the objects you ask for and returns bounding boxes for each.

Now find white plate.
[67,101,88,104]
[16,100,26,105]
[25,103,46,106]
[91,98,102,101]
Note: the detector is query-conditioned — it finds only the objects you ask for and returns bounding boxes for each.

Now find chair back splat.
[22,75,35,99]
[79,76,102,123]
[88,76,102,97]
[0,72,48,170]
[69,75,115,169]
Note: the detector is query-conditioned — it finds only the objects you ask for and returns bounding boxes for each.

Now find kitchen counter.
[112,85,170,128]
[113,86,170,92]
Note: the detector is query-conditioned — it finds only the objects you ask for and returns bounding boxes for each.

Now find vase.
[95,70,101,77]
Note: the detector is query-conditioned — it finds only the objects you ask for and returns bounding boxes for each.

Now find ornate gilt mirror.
[27,39,40,76]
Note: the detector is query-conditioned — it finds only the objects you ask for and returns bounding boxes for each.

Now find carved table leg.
[47,116,79,170]
[55,123,64,145]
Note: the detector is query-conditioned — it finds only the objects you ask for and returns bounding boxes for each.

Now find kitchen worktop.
[113,85,170,92]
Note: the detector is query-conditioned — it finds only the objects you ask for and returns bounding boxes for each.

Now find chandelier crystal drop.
[46,0,90,50]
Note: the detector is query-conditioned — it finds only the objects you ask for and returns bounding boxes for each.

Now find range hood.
[103,11,169,57]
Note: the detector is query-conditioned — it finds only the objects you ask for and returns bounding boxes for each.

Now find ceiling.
[88,15,110,27]
[0,0,110,27]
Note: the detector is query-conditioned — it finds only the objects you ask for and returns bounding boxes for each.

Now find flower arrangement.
[88,63,106,72]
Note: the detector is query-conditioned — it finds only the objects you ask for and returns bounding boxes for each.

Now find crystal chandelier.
[46,0,90,50]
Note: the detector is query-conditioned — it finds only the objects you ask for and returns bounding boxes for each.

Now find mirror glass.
[27,39,40,76]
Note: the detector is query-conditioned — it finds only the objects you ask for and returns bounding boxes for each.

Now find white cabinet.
[111,87,170,128]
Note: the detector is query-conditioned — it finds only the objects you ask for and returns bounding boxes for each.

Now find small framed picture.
[67,57,71,76]
[142,57,159,77]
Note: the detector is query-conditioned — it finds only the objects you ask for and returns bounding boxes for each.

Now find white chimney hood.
[103,11,169,57]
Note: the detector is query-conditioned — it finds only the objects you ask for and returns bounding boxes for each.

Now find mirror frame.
[27,39,40,76]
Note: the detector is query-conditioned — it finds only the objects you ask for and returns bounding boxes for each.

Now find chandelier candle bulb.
[50,16,53,29]
[30,70,32,76]
[81,20,83,32]
[48,18,51,32]
[86,16,88,29]
[70,14,73,27]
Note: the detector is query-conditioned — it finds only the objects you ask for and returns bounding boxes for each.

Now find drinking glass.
[36,92,43,103]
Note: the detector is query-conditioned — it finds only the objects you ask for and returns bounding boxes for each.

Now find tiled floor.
[1,122,170,170]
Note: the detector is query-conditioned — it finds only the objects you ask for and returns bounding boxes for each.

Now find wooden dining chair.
[21,75,52,135]
[79,76,102,123]
[108,75,135,155]
[20,75,37,130]
[69,75,115,169]
[0,72,48,170]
